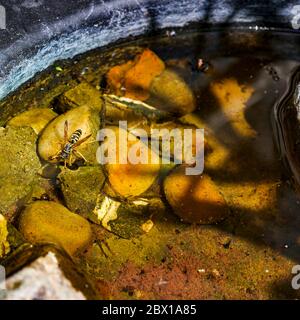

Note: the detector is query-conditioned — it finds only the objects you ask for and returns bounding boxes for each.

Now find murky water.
[1,30,300,299]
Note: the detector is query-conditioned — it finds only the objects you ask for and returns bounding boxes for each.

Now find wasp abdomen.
[61,143,72,159]
[69,129,82,144]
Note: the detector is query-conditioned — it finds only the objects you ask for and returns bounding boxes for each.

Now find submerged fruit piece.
[38,105,100,165]
[106,49,195,115]
[107,49,165,101]
[7,108,57,134]
[151,120,209,163]
[19,201,93,256]
[148,69,196,115]
[141,219,154,233]
[103,94,150,127]
[92,195,121,231]
[210,78,255,138]
[91,193,162,238]
[164,165,229,224]
[104,126,161,198]
[103,94,169,124]
[107,60,136,96]
[123,49,165,101]
[58,82,102,111]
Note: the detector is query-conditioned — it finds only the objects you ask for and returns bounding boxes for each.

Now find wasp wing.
[73,134,92,147]
[64,120,69,143]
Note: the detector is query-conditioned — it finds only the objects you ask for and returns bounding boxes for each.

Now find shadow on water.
[142,0,300,297]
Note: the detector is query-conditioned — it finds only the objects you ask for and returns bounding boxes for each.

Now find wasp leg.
[84,140,99,144]
[68,153,73,167]
[73,149,88,163]
[48,152,61,161]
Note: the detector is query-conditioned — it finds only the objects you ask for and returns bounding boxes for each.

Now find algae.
[0,214,10,258]
[0,126,42,219]
[58,166,106,217]
[58,82,103,112]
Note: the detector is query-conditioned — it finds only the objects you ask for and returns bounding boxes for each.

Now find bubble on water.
[264,65,280,81]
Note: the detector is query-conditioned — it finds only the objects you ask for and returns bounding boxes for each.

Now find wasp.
[49,120,92,167]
